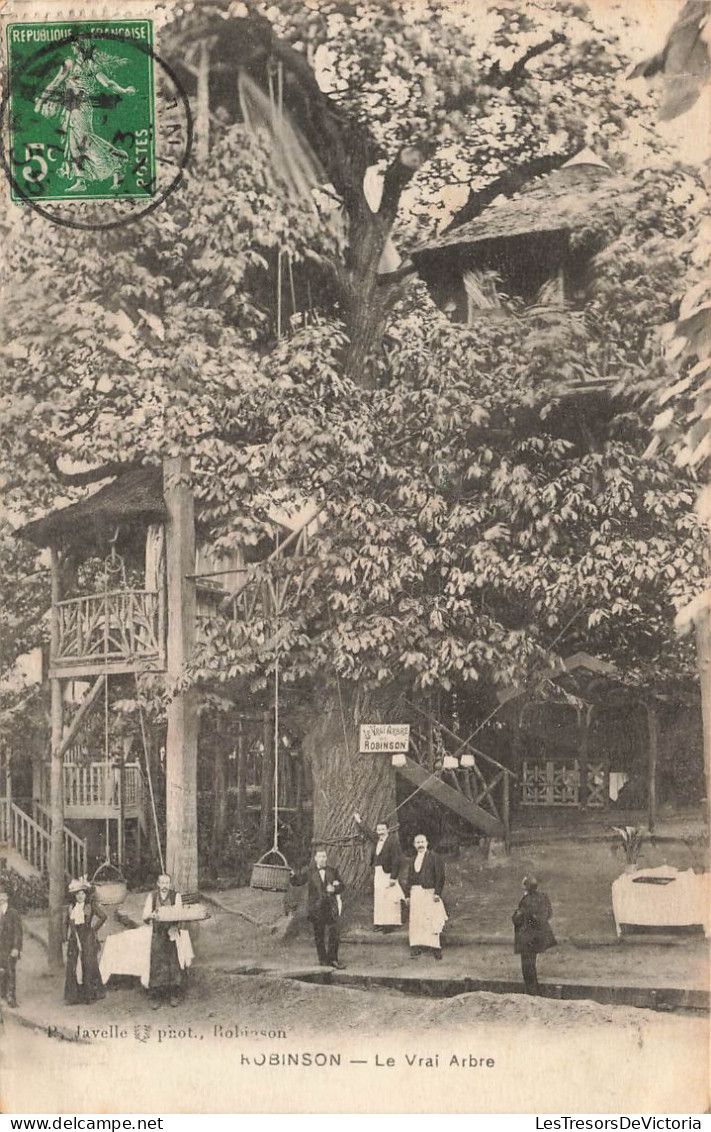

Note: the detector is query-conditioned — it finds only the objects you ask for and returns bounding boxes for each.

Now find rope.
[272,530,281,855]
[382,769,442,822]
[134,674,165,874]
[104,669,111,865]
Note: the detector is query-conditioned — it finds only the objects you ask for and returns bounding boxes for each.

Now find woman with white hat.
[64,878,107,1005]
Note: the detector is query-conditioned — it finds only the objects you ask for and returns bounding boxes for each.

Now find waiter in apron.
[353,812,404,932]
[402,833,447,959]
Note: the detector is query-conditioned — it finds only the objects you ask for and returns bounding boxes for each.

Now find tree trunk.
[341,206,392,386]
[301,690,396,892]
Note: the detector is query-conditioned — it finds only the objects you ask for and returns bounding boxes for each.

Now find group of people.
[0,835,555,1015]
[292,815,556,995]
[291,818,450,968]
[61,872,190,1009]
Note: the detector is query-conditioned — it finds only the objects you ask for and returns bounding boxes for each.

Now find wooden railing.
[229,520,315,622]
[2,799,87,879]
[405,700,516,847]
[195,519,316,628]
[38,761,144,813]
[53,588,165,671]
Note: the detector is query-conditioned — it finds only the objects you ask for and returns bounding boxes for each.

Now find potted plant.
[612,825,646,872]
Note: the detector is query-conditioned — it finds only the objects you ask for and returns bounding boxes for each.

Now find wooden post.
[695,607,711,833]
[426,692,434,772]
[210,736,227,878]
[259,708,275,853]
[196,40,211,165]
[164,456,199,892]
[48,546,65,970]
[235,719,247,835]
[502,770,511,854]
[578,704,593,810]
[646,701,659,834]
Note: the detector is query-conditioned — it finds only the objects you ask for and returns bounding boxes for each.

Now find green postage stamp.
[6,20,155,201]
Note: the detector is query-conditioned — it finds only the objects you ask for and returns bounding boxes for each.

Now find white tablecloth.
[100,925,152,987]
[612,867,710,937]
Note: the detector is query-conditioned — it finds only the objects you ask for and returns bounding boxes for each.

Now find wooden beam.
[694,607,711,834]
[396,757,503,838]
[646,701,659,834]
[47,546,65,971]
[50,659,163,679]
[164,457,199,892]
[55,675,106,760]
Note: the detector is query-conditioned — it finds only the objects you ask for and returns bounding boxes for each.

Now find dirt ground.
[1,937,708,1114]
[2,831,708,1113]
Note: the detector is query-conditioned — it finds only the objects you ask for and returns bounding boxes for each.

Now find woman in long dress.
[64,878,107,1005]
[34,40,136,192]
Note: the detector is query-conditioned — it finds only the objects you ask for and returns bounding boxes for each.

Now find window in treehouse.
[195,542,246,593]
[463,266,568,325]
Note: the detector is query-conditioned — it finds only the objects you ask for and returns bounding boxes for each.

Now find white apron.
[409,885,447,948]
[373,865,404,926]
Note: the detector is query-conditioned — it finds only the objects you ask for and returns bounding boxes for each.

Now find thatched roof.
[20,467,165,548]
[412,163,636,267]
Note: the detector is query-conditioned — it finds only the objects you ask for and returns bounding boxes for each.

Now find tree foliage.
[0,0,704,725]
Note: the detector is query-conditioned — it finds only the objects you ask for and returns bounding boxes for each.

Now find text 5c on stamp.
[6,21,155,202]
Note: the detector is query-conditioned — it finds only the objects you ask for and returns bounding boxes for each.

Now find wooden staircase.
[399,701,514,844]
[0,797,87,879]
[396,756,504,838]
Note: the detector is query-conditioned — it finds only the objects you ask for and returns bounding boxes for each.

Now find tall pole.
[48,546,65,970]
[164,457,199,892]
[695,607,711,834]
[646,701,659,834]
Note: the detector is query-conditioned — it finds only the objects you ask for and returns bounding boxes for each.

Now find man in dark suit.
[291,848,346,969]
[402,834,447,959]
[0,888,22,1008]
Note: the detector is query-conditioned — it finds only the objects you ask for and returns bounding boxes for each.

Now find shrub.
[0,865,48,911]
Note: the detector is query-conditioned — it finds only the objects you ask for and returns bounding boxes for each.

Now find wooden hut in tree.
[411,152,635,326]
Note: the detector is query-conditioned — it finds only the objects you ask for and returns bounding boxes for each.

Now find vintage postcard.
[0,0,709,1115]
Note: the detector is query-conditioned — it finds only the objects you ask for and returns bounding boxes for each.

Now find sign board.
[359,723,410,754]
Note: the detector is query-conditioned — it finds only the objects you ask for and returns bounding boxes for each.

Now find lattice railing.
[521,759,606,807]
[54,589,165,669]
[229,521,314,624]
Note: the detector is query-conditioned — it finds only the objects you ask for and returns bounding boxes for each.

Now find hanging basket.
[250,849,292,892]
[91,863,128,907]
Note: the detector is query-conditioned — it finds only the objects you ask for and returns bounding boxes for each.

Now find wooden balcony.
[51,589,165,678]
[39,761,145,822]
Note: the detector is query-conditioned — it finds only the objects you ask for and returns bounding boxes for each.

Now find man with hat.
[0,888,22,1008]
[142,873,192,1009]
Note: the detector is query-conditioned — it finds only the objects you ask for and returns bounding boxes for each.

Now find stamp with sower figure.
[6,21,156,202]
